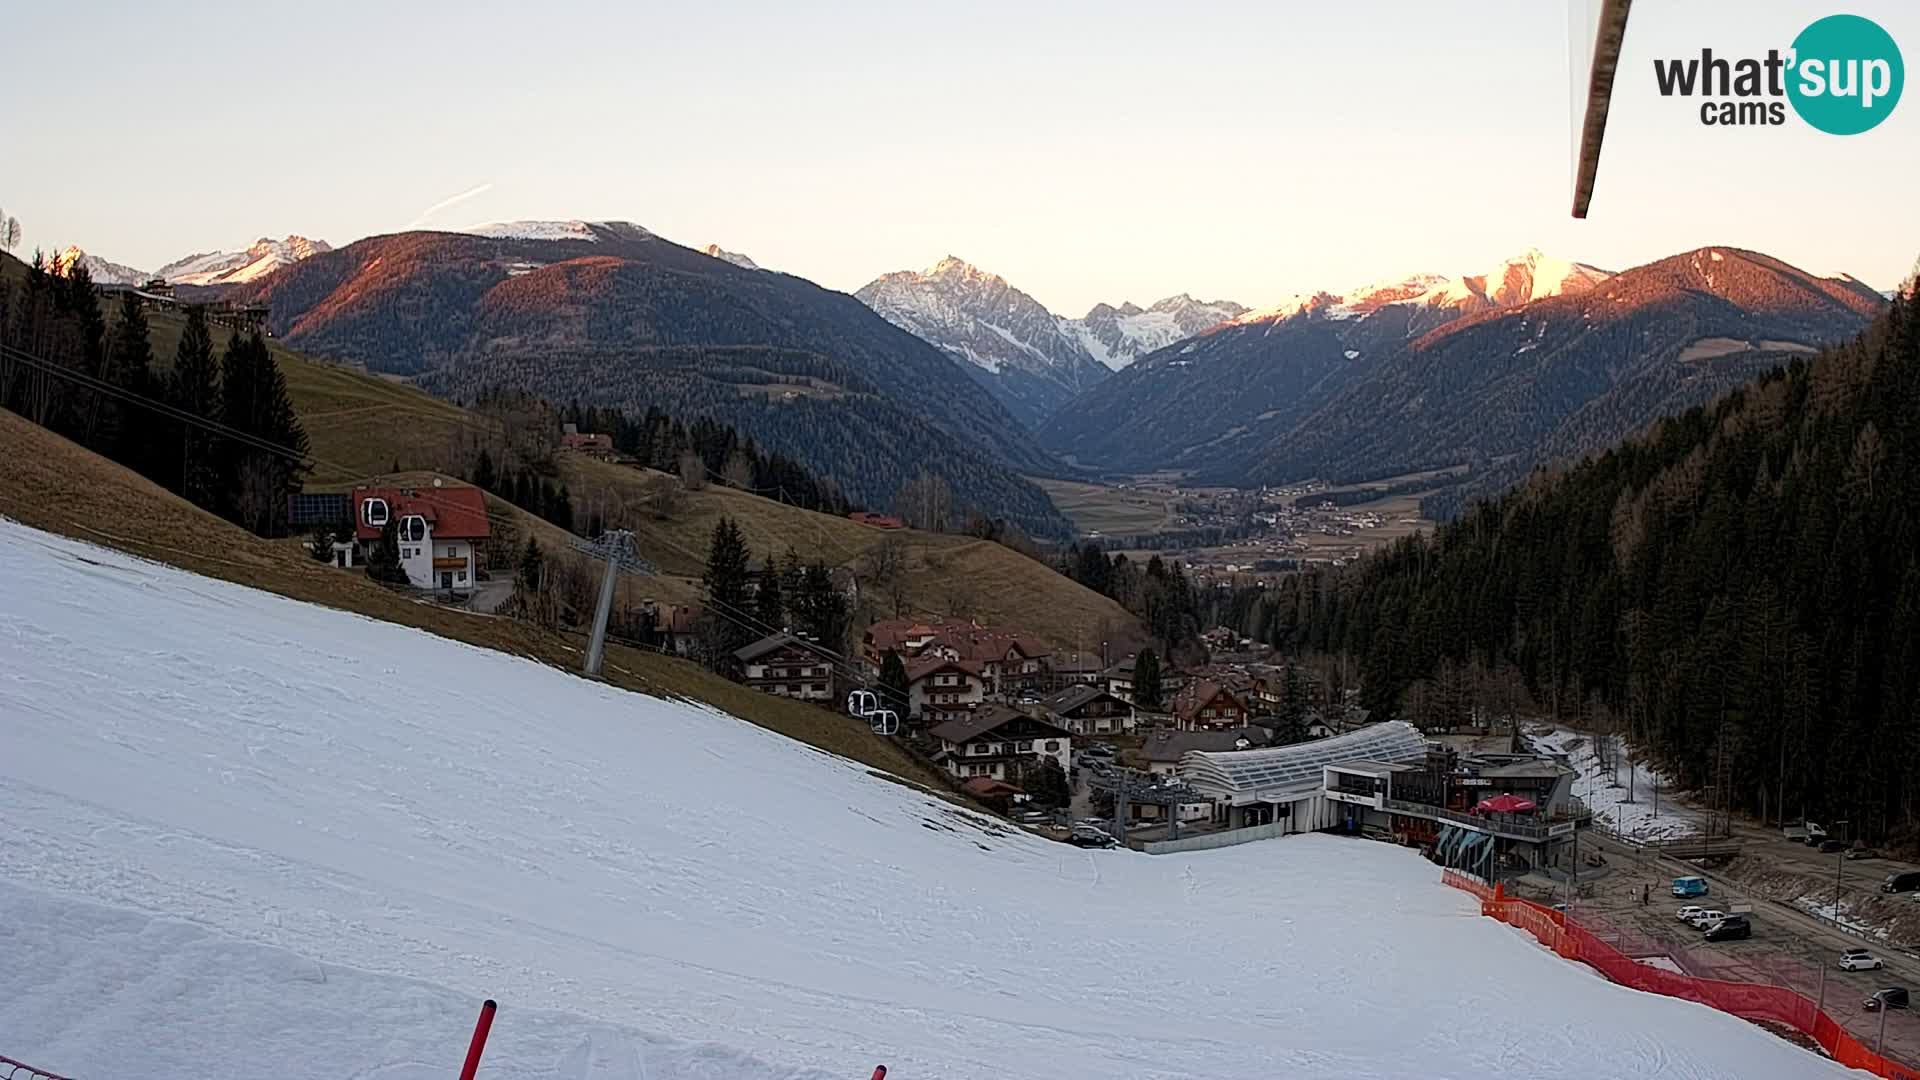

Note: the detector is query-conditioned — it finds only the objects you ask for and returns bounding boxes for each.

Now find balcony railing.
[1381,798,1591,841]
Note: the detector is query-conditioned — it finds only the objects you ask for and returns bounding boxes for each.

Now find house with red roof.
[905,656,987,722]
[863,617,1051,698]
[1171,679,1251,732]
[350,484,490,593]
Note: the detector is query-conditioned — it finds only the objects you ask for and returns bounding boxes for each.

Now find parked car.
[1671,876,1710,898]
[1081,744,1116,759]
[1705,917,1752,942]
[1882,871,1920,894]
[1676,905,1707,923]
[1820,839,1850,854]
[1865,987,1910,1011]
[1067,826,1119,849]
[1841,949,1885,971]
[1847,848,1883,861]
[1012,809,1050,825]
[1804,822,1830,845]
[1688,909,1727,929]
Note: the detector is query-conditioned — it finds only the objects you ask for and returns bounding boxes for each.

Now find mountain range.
[1042,247,1884,515]
[854,256,1244,428]
[235,222,1073,537]
[49,236,331,288]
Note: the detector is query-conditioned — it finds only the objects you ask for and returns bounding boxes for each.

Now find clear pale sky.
[6,0,1915,313]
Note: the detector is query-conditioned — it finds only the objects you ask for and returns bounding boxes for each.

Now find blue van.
[1671,876,1710,898]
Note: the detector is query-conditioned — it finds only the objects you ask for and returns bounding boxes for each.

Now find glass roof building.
[1182,721,1428,806]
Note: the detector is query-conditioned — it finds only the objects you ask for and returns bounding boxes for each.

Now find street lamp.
[1832,820,1851,930]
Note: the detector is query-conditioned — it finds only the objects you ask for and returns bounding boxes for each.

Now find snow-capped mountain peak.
[1067,294,1249,370]
[702,244,761,271]
[51,246,147,286]
[855,257,1112,427]
[155,235,332,287]
[1238,251,1611,325]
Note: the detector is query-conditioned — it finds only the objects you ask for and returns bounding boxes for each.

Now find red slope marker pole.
[458,998,498,1080]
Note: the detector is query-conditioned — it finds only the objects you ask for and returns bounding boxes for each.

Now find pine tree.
[517,537,546,594]
[1276,663,1308,744]
[167,306,220,506]
[796,562,851,651]
[754,550,785,631]
[102,291,159,475]
[216,332,308,535]
[879,649,910,712]
[365,519,408,584]
[1134,649,1163,710]
[703,516,753,662]
[473,447,497,492]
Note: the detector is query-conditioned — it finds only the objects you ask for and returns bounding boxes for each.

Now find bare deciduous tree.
[723,449,754,491]
[679,451,708,491]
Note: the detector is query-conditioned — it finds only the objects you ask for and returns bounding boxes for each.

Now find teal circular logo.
[1788,14,1904,134]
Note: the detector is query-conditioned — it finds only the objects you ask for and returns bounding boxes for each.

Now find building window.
[446,546,456,558]
[1045,740,1060,752]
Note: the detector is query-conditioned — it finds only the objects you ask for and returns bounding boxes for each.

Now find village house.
[634,601,699,657]
[1249,665,1329,715]
[1049,652,1105,689]
[906,657,988,721]
[928,704,1073,782]
[559,423,615,458]
[864,618,1050,698]
[350,485,490,593]
[1171,679,1251,732]
[1103,656,1137,703]
[1041,685,1136,737]
[1134,727,1272,824]
[1140,726,1275,776]
[734,633,836,703]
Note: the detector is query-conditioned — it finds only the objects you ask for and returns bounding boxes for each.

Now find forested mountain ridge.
[1043,248,1881,503]
[238,226,1072,537]
[1261,277,1920,842]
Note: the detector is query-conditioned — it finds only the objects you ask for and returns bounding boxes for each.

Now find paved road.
[1575,829,1920,1064]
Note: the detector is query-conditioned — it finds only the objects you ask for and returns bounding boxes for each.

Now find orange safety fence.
[1441,873,1920,1080]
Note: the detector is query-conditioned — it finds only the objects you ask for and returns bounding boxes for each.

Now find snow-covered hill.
[0,520,1853,1080]
[1067,294,1247,370]
[51,245,146,285]
[855,256,1112,427]
[155,235,332,286]
[457,220,659,245]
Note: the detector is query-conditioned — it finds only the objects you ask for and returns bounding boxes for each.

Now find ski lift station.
[1177,721,1588,872]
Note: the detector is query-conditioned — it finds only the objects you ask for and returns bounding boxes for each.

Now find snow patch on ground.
[1530,727,1704,841]
[1636,955,1688,974]
[1798,896,1894,940]
[0,521,1854,1080]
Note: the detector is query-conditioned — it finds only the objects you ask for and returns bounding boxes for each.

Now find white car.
[1677,905,1706,923]
[1842,949,1886,971]
[1688,909,1726,929]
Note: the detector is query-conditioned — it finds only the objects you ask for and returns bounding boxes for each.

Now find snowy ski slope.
[0,520,1855,1079]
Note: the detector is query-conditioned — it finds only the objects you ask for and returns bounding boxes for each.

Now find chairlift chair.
[869,709,900,737]
[847,688,880,719]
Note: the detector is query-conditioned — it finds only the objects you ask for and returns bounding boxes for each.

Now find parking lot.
[1561,832,1920,1066]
